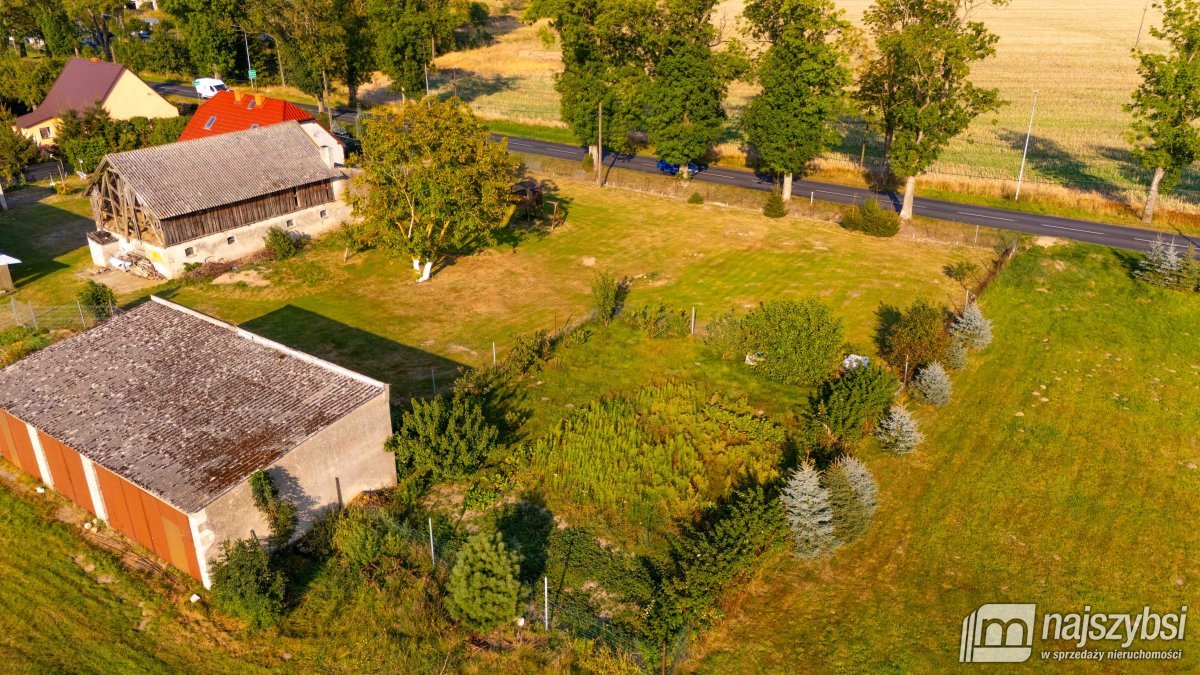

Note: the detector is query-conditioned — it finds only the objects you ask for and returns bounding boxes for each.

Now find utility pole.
[1014,90,1038,202]
[235,25,255,90]
[424,63,430,98]
[596,100,604,186]
[1135,0,1151,49]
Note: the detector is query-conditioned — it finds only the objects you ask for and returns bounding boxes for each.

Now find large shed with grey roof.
[0,297,395,586]
[84,121,351,279]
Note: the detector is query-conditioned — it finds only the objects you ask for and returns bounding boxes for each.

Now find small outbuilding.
[85,122,350,278]
[0,254,19,293]
[0,297,396,586]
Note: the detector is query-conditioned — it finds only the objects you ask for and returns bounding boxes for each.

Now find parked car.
[656,158,703,176]
[193,78,228,99]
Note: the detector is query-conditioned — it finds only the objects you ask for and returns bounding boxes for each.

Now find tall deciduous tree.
[743,0,850,200]
[350,98,517,282]
[0,106,42,183]
[528,0,651,183]
[63,0,123,62]
[643,0,744,179]
[857,0,1005,221]
[161,0,243,78]
[367,0,451,99]
[1126,0,1200,225]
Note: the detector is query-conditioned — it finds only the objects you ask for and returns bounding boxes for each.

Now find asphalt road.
[157,82,1192,254]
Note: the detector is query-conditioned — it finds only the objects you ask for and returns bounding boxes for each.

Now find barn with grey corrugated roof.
[0,297,396,586]
[83,121,351,279]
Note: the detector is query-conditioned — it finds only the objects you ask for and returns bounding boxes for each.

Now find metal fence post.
[28,301,37,330]
[77,300,88,328]
[9,297,17,326]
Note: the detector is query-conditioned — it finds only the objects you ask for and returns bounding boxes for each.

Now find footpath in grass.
[695,242,1200,671]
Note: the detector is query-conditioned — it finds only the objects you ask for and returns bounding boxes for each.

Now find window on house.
[286,219,295,228]
[250,123,259,130]
[184,247,195,257]
[226,236,235,245]
[319,210,327,218]
[203,116,217,130]
[39,127,51,140]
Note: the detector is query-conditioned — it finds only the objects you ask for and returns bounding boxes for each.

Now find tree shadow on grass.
[490,176,575,251]
[495,495,555,586]
[996,131,1124,198]
[0,200,92,291]
[437,69,521,105]
[873,302,902,356]
[238,304,466,401]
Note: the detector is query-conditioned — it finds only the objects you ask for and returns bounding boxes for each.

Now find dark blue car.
[656,159,703,176]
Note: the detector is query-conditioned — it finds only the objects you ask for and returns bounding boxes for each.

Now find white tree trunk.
[0,182,7,212]
[1142,166,1165,225]
[900,176,916,222]
[412,257,422,273]
[782,173,793,201]
[417,260,433,283]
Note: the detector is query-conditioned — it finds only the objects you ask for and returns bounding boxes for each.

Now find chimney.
[254,94,265,107]
[233,90,244,102]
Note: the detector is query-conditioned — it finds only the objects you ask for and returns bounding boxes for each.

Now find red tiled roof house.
[179,90,344,166]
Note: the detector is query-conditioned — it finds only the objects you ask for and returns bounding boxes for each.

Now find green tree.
[248,470,298,549]
[643,0,744,178]
[209,539,286,628]
[0,52,62,113]
[446,531,521,633]
[161,0,243,78]
[349,98,517,282]
[740,298,845,386]
[388,392,500,480]
[368,0,453,100]
[951,302,992,349]
[528,0,651,183]
[912,361,952,406]
[590,270,623,326]
[815,363,898,440]
[31,1,80,57]
[1126,0,1200,225]
[1,0,40,57]
[0,107,40,189]
[823,454,875,544]
[743,0,850,200]
[881,299,949,376]
[856,0,1006,221]
[75,280,117,317]
[876,404,923,453]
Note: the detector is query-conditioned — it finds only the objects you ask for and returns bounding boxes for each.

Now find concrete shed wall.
[193,389,395,584]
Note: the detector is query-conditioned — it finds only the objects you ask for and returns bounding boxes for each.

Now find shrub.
[876,405,924,454]
[0,326,36,348]
[881,299,950,374]
[781,460,837,560]
[1136,238,1184,288]
[912,362,952,407]
[389,393,500,480]
[625,303,689,339]
[762,191,788,218]
[76,280,116,318]
[945,336,969,370]
[332,506,413,575]
[505,329,554,376]
[209,539,286,628]
[740,299,845,386]
[581,153,595,173]
[265,226,304,260]
[702,309,747,359]
[591,271,623,326]
[446,531,521,633]
[840,199,899,237]
[952,303,993,349]
[815,363,899,440]
[687,191,704,204]
[248,471,298,550]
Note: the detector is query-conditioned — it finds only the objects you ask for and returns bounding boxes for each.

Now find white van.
[193,78,228,99]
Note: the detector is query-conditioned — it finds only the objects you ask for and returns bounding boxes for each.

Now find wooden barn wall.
[93,464,202,581]
[38,432,96,516]
[158,181,335,246]
[0,410,41,481]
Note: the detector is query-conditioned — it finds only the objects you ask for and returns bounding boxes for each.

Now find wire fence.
[2,298,120,332]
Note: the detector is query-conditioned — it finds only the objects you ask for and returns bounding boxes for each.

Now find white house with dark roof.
[0,297,396,586]
[84,121,351,278]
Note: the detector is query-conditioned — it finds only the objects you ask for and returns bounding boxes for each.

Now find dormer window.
[203,116,217,130]
[251,124,259,130]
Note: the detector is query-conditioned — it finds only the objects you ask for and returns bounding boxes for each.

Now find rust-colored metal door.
[93,464,202,581]
[38,432,96,516]
[0,411,42,481]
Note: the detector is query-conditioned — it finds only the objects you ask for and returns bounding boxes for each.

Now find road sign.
[248,69,257,79]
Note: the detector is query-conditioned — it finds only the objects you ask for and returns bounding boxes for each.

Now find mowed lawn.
[142,180,988,399]
[695,243,1200,671]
